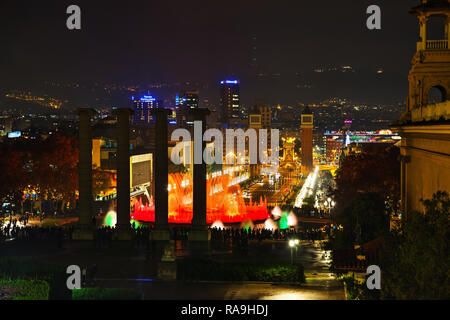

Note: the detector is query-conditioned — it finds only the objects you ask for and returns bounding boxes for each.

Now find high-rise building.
[393,0,450,216]
[301,106,314,174]
[176,91,199,125]
[220,80,240,126]
[132,95,161,125]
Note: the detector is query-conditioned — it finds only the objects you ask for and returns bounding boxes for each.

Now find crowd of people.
[1,224,67,248]
[1,219,328,249]
[94,226,151,248]
[210,227,326,243]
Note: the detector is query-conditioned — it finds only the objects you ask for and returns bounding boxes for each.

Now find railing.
[426,40,449,50]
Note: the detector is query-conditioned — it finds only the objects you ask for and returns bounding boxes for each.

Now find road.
[245,179,292,207]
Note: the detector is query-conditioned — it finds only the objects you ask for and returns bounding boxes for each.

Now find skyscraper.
[176,91,199,125]
[132,95,161,125]
[301,106,314,174]
[220,80,240,126]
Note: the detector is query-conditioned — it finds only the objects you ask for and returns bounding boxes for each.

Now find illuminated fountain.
[271,206,282,220]
[131,173,269,224]
[211,220,225,230]
[287,211,298,227]
[264,218,278,231]
[241,219,254,231]
[103,210,117,227]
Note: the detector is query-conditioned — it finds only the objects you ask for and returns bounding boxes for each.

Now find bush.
[72,287,142,300]
[178,259,305,283]
[381,192,450,299]
[0,278,50,300]
[342,275,380,300]
[0,259,71,300]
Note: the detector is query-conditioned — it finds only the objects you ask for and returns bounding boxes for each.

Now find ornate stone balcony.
[426,40,449,50]
[417,40,449,51]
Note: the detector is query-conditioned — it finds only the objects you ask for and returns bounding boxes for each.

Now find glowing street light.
[289,239,300,264]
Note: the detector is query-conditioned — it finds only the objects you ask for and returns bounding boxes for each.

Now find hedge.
[0,278,50,300]
[72,287,142,300]
[0,259,71,300]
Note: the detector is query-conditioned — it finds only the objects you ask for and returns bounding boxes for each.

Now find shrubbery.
[0,259,71,300]
[341,275,380,300]
[72,287,142,300]
[178,259,305,283]
[0,278,50,300]
[381,192,450,299]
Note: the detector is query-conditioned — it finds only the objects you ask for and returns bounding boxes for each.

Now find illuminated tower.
[220,80,240,126]
[248,106,263,178]
[301,106,314,174]
[393,0,450,216]
[407,0,450,110]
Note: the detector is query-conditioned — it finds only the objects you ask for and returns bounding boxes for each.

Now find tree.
[0,147,28,212]
[332,146,400,216]
[381,191,450,299]
[335,192,390,247]
[26,134,78,212]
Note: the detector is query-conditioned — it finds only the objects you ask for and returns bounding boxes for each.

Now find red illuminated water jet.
[131,173,269,224]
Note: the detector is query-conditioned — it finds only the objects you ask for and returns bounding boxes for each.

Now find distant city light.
[140,95,156,102]
[220,80,239,85]
[8,131,21,139]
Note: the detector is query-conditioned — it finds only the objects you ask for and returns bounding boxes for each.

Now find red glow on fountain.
[131,173,269,224]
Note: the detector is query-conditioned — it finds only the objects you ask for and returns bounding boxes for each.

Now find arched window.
[428,85,447,104]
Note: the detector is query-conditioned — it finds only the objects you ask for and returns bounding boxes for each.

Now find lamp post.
[289,239,300,264]
[289,240,295,264]
[324,198,335,214]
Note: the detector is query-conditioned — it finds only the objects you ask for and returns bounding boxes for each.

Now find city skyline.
[0,0,448,304]
[1,1,420,106]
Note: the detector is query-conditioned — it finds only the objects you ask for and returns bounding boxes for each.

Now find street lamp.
[289,239,300,264]
[324,198,335,214]
[289,240,295,264]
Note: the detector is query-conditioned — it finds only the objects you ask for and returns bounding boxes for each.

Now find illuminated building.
[220,80,240,126]
[301,106,314,174]
[132,95,162,125]
[393,0,450,216]
[176,91,199,125]
[325,136,344,164]
[259,106,272,128]
[324,130,400,164]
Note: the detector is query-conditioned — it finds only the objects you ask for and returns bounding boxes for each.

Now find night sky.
[0,0,420,106]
